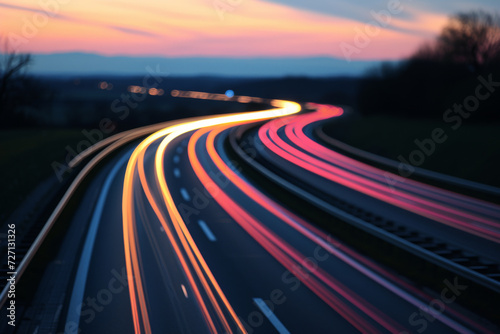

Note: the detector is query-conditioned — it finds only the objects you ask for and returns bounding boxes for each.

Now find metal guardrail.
[228,128,500,294]
[315,126,500,198]
[0,95,296,309]
[0,117,207,308]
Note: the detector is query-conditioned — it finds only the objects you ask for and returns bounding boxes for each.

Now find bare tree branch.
[0,36,32,120]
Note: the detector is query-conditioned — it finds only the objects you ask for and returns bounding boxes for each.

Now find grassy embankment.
[322,115,500,188]
[0,129,84,221]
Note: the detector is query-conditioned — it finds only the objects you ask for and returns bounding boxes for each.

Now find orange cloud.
[0,0,447,60]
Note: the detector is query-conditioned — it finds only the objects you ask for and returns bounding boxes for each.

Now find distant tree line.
[357,10,500,121]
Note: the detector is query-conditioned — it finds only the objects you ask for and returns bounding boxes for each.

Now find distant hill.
[26,53,381,77]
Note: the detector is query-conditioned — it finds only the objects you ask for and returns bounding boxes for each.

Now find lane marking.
[253,298,290,334]
[66,151,132,329]
[181,284,188,298]
[173,168,181,178]
[198,220,217,242]
[173,155,180,163]
[180,188,191,201]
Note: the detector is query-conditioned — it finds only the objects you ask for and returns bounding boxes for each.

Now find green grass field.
[0,129,85,221]
[322,115,500,188]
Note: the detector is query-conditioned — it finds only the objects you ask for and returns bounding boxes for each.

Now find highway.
[248,104,500,262]
[2,96,499,333]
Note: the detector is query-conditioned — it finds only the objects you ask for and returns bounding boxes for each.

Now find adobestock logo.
[385,74,499,188]
[339,0,407,62]
[7,0,72,51]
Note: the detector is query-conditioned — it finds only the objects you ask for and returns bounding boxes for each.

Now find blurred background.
[1,0,499,222]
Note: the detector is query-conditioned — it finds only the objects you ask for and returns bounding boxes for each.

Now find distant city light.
[170,90,262,103]
[128,85,164,96]
[128,85,143,94]
[99,81,108,89]
[98,81,113,90]
[148,88,164,96]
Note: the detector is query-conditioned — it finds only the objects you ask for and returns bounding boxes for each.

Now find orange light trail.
[188,125,407,333]
[197,116,492,333]
[136,149,219,333]
[120,96,494,333]
[121,100,301,333]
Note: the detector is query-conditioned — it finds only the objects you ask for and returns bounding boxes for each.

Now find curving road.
[7,98,499,333]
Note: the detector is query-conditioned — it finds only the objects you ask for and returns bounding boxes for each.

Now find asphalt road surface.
[7,100,499,333]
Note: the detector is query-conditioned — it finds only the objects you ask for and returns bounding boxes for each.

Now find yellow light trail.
[122,99,301,333]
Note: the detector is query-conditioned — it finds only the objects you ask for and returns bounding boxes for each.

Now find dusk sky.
[1,0,498,75]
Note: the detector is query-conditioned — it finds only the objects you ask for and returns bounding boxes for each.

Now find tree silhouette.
[414,10,500,72]
[0,38,34,126]
[357,10,500,121]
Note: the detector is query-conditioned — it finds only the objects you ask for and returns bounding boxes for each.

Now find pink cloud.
[0,0,447,60]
